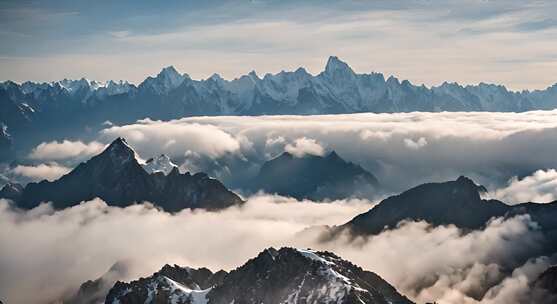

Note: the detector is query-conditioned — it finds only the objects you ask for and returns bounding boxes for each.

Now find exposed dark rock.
[104,247,413,304]
[253,151,379,200]
[2,138,244,212]
[343,176,557,255]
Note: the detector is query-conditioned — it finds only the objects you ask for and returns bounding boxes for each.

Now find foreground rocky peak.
[104,247,413,304]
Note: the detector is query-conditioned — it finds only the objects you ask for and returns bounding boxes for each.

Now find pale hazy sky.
[1,0,556,90]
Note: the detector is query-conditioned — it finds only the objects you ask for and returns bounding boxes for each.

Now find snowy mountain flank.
[2,56,557,161]
[104,247,414,304]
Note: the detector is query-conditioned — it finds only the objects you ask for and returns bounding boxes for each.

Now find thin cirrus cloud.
[0,195,550,304]
[1,1,557,89]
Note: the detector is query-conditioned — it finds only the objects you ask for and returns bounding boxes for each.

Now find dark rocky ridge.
[533,265,557,304]
[0,138,244,211]
[253,151,379,200]
[343,176,557,255]
[105,247,414,304]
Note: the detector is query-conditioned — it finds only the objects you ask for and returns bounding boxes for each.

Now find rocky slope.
[0,138,243,211]
[104,247,413,304]
[343,176,557,254]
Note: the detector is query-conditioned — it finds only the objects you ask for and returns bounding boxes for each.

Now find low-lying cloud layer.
[491,169,557,204]
[0,196,552,304]
[69,110,557,193]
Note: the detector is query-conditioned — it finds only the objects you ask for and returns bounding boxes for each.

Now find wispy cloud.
[0,1,556,89]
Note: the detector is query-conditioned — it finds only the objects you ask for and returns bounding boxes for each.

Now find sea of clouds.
[3,111,557,303]
[12,110,557,202]
[0,196,553,304]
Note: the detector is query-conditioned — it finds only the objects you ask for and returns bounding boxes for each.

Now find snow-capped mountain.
[104,247,414,304]
[1,56,557,162]
[142,154,178,175]
[0,138,244,211]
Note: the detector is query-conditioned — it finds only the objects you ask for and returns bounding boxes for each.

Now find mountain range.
[252,151,379,200]
[0,138,243,211]
[2,56,557,161]
[103,247,413,304]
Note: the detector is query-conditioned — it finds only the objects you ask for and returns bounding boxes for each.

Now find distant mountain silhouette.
[252,151,379,200]
[0,138,243,211]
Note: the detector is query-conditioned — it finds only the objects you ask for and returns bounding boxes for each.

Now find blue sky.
[1,0,556,90]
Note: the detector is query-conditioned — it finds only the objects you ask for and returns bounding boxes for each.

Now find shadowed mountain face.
[65,261,132,304]
[105,247,414,304]
[535,266,557,302]
[2,56,557,161]
[253,151,379,200]
[0,138,243,212]
[343,176,557,254]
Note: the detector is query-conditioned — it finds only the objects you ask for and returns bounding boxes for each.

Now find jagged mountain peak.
[324,55,354,76]
[140,65,186,93]
[248,70,259,80]
[158,65,180,76]
[205,246,414,304]
[103,247,414,304]
[102,137,138,166]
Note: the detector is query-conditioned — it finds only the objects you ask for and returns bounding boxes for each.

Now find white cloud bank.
[0,196,551,304]
[10,163,70,182]
[100,119,241,159]
[491,169,557,204]
[88,110,557,193]
[284,137,325,157]
[28,140,105,161]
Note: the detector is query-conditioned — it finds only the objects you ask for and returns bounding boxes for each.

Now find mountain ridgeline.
[2,56,557,160]
[342,176,557,255]
[104,247,414,304]
[253,151,379,200]
[0,138,243,211]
